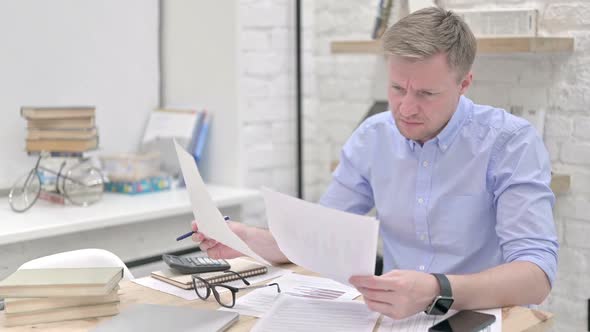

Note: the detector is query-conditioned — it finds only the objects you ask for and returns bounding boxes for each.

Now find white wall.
[0,0,159,189]
[162,0,241,186]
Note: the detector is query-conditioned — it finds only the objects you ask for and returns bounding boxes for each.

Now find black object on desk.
[429,310,496,332]
[162,254,230,274]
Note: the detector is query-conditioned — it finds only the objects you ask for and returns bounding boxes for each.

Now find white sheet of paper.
[174,140,269,265]
[377,308,502,332]
[132,265,293,301]
[262,188,379,285]
[220,273,362,317]
[251,294,379,332]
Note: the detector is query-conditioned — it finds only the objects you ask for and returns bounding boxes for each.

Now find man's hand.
[191,220,247,259]
[349,270,440,319]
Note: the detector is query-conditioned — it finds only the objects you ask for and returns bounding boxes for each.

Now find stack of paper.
[220,273,361,318]
[251,294,379,332]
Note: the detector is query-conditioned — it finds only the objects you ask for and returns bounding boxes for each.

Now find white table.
[0,185,260,279]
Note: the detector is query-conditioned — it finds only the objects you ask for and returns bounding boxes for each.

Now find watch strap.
[431,273,452,297]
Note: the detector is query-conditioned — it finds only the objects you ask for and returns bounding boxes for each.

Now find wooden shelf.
[331,37,574,54]
[550,173,570,194]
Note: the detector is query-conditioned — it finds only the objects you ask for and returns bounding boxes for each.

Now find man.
[193,7,558,319]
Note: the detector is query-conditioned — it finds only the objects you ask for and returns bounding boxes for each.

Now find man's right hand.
[191,220,248,259]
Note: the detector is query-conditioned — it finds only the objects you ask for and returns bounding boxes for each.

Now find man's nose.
[398,94,419,117]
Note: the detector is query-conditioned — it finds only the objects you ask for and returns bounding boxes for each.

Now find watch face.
[431,297,454,315]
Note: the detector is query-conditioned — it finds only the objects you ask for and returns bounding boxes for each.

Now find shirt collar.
[436,95,470,152]
[403,95,470,152]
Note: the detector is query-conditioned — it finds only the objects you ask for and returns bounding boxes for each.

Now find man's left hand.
[349,270,440,319]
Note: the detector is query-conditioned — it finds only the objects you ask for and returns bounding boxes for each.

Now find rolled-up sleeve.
[490,124,559,286]
[319,122,375,215]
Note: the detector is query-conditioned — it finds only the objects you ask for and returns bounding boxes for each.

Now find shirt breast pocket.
[431,193,494,255]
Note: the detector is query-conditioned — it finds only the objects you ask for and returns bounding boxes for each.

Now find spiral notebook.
[151,258,267,290]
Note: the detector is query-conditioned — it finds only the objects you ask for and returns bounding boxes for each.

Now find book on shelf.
[27,127,97,140]
[104,175,172,195]
[193,111,211,165]
[0,267,123,298]
[20,106,95,120]
[26,136,98,153]
[2,302,119,327]
[151,258,268,290]
[38,190,66,205]
[27,117,96,130]
[140,108,206,177]
[372,0,393,40]
[4,286,119,314]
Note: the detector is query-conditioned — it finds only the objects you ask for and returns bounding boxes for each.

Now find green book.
[0,267,123,298]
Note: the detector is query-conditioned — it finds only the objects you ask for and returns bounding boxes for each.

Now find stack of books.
[21,106,99,153]
[0,267,123,327]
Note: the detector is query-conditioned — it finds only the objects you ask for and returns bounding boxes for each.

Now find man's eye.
[420,91,434,96]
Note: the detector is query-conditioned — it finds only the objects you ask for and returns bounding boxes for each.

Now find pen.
[176,216,230,241]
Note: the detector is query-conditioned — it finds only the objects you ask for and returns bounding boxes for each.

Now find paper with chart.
[377,308,501,332]
[262,188,379,285]
[219,273,361,317]
[251,294,379,332]
[174,141,270,265]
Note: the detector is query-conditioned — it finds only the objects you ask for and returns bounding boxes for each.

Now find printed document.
[220,273,361,317]
[251,294,379,332]
[174,141,269,265]
[262,188,379,285]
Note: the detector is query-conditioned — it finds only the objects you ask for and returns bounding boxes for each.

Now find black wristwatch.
[424,273,454,315]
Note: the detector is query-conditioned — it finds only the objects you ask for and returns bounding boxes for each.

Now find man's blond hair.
[382,7,476,81]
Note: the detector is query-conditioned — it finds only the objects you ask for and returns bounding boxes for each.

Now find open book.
[151,258,267,290]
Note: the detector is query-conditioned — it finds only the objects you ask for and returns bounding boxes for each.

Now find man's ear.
[458,71,473,95]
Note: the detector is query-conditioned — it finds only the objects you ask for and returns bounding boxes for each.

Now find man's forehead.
[388,54,457,87]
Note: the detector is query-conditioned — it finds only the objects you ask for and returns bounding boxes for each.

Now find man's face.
[388,53,472,144]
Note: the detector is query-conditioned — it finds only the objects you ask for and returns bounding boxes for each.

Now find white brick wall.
[238,0,590,329]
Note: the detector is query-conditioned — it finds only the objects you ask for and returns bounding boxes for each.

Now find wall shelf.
[550,173,570,194]
[331,37,574,54]
[0,185,260,246]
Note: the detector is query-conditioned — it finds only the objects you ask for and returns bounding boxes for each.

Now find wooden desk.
[0,265,553,332]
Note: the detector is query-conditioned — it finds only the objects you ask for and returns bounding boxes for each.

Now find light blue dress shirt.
[320,96,558,286]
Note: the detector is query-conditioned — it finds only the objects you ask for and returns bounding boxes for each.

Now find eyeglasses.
[191,270,281,308]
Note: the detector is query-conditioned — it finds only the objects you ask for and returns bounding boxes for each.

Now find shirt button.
[422,161,429,167]
[441,144,448,150]
[420,234,426,241]
[419,265,425,271]
[418,197,424,204]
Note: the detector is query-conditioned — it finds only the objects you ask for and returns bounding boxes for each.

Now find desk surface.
[0,185,260,246]
[0,264,553,332]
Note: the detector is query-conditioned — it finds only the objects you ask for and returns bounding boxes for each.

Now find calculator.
[162,254,231,274]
